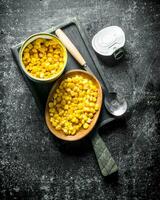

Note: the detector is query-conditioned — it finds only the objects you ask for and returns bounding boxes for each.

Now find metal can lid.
[92,26,125,56]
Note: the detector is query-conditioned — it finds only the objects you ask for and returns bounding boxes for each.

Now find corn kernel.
[64,105,69,110]
[83,123,89,129]
[95,104,99,111]
[49,102,54,108]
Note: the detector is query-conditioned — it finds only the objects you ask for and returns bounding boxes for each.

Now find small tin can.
[92,26,125,61]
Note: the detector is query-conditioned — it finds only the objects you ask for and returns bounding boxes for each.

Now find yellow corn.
[48,75,100,135]
[22,38,65,79]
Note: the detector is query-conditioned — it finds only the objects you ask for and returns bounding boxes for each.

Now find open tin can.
[92,26,125,62]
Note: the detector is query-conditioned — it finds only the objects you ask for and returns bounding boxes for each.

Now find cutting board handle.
[91,132,118,176]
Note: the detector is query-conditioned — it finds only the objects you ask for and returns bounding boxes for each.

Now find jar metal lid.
[92,26,125,56]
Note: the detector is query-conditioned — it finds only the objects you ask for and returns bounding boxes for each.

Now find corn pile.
[48,75,100,135]
[22,38,65,79]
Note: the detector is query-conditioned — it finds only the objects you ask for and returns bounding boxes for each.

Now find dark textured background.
[0,0,160,199]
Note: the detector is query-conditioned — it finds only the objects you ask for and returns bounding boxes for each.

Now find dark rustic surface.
[0,0,160,199]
